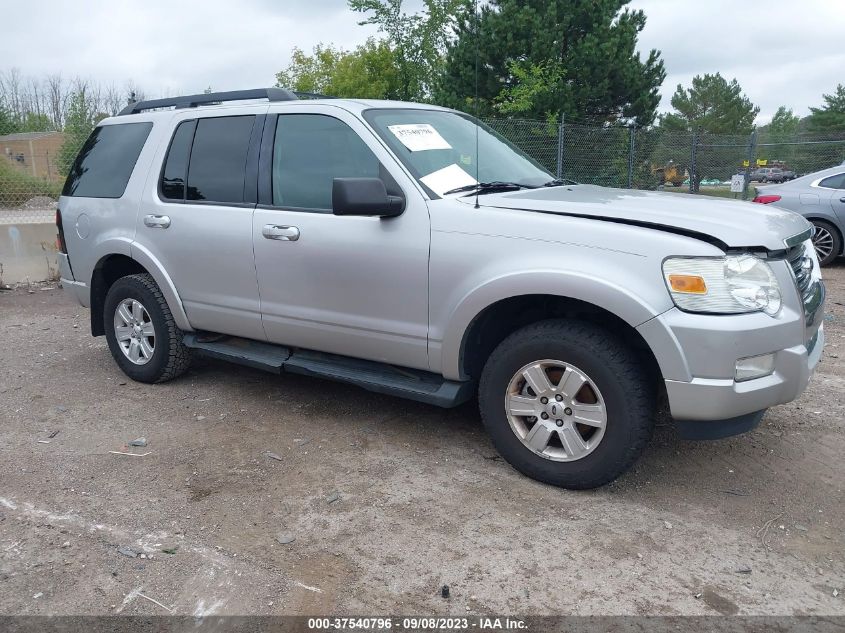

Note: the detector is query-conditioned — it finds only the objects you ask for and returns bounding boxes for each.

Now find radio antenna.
[473,0,480,209]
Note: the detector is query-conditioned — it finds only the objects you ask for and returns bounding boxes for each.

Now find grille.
[787,243,813,297]
[786,241,824,329]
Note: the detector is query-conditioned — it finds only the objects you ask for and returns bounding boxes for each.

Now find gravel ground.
[1,262,843,616]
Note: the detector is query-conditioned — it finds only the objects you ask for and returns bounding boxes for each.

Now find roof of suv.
[109,87,451,125]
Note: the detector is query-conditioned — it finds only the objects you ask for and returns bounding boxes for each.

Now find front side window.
[186,115,255,203]
[363,109,553,196]
[818,173,845,190]
[271,114,382,210]
[62,122,152,198]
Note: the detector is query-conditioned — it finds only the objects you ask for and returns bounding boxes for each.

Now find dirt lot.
[1,263,843,617]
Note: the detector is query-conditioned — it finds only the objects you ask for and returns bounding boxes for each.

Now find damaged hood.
[467,184,811,251]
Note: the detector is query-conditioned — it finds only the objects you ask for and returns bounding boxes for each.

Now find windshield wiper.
[541,178,579,187]
[443,181,537,196]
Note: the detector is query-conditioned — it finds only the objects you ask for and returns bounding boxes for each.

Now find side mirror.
[332,178,404,217]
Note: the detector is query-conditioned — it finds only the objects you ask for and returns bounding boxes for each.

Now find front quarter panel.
[428,199,724,380]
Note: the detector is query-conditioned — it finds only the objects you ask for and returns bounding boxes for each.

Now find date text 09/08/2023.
[307,617,528,630]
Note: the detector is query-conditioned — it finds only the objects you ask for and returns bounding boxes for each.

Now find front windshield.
[363,108,553,197]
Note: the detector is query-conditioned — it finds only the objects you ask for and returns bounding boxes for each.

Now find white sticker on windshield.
[388,123,452,151]
[420,164,477,196]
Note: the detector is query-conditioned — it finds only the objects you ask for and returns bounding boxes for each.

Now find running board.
[183,333,290,372]
[183,334,474,408]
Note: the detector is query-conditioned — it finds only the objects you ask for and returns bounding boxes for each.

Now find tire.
[103,273,192,383]
[810,220,842,267]
[478,319,655,489]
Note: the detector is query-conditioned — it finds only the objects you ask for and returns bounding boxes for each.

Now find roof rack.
[118,87,299,116]
[293,91,337,100]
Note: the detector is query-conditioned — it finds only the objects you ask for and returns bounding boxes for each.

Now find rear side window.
[185,116,255,203]
[160,120,196,200]
[62,122,152,198]
[818,173,845,189]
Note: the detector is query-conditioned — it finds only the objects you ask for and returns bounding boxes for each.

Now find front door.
[252,109,431,370]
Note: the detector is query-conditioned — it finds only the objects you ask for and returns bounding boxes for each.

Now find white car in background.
[754,165,845,266]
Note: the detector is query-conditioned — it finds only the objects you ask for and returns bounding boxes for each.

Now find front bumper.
[664,323,823,421]
[637,244,825,431]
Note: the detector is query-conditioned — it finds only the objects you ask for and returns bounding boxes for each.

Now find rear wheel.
[811,220,841,267]
[478,320,655,489]
[104,273,192,383]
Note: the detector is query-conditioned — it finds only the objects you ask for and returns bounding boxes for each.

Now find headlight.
[663,254,782,315]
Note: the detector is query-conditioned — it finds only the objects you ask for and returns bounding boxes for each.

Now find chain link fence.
[1,148,64,224]
[2,121,845,227]
[485,117,845,200]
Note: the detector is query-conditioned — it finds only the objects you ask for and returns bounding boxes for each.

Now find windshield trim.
[361,107,553,200]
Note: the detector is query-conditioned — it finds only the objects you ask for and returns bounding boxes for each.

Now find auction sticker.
[420,164,477,195]
[388,123,452,151]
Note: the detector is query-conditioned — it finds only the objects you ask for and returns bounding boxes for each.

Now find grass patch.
[0,158,62,206]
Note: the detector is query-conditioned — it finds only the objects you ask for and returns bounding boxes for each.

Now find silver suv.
[57,88,826,489]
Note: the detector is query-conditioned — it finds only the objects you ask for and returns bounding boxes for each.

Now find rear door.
[136,108,267,339]
[820,172,845,223]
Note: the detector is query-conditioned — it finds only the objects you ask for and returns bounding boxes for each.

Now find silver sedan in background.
[754,165,845,266]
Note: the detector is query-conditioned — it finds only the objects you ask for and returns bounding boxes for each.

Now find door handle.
[262,224,300,241]
[144,214,171,229]
[839,197,845,203]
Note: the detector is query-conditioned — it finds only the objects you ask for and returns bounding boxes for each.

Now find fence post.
[689,128,698,193]
[743,129,757,201]
[556,114,565,180]
[627,123,636,189]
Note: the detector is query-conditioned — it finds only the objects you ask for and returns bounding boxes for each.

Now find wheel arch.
[89,249,192,336]
[805,216,844,255]
[451,290,665,389]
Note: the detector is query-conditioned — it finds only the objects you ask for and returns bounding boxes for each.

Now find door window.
[184,116,255,203]
[160,120,196,201]
[818,173,845,190]
[271,114,383,211]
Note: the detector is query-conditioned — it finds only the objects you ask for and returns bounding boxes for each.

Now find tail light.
[56,209,67,253]
[752,195,781,204]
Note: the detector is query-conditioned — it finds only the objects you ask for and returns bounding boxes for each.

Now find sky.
[2,0,842,123]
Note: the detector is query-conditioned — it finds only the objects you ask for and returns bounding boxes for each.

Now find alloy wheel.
[812,225,835,262]
[113,298,156,365]
[505,360,607,462]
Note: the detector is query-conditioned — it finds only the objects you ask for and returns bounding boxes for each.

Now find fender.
[435,269,673,381]
[128,241,193,332]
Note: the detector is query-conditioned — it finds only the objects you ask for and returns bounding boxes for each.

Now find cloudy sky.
[2,0,842,123]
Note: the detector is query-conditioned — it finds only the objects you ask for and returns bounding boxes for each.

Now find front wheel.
[478,320,655,489]
[811,220,841,267]
[103,273,192,383]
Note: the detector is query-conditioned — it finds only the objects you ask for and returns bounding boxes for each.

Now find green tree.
[0,102,19,135]
[494,60,566,120]
[767,106,800,136]
[759,106,800,169]
[57,89,105,175]
[437,0,665,125]
[349,0,469,101]
[660,73,759,134]
[277,45,340,94]
[276,38,401,99]
[807,84,845,133]
[20,111,54,132]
